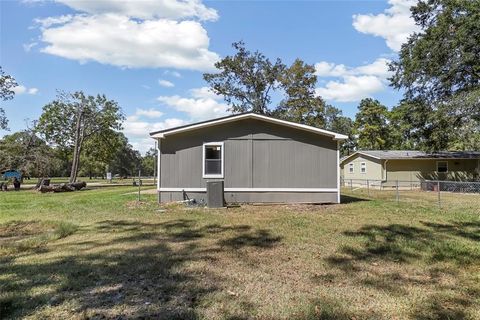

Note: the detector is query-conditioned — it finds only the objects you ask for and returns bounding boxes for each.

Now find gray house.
[150,112,347,204]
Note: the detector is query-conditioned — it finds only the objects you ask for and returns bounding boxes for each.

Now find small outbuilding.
[150,112,347,204]
[340,150,480,182]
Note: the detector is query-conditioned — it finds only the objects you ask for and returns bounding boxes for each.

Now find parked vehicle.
[1,169,22,181]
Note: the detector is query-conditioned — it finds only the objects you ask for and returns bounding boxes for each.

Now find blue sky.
[0,0,418,152]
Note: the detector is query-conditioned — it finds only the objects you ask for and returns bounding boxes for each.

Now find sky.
[0,0,419,153]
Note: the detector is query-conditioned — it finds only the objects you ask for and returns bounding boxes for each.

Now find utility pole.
[153,140,157,186]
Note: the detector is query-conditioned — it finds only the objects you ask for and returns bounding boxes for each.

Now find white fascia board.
[340,151,383,164]
[150,113,348,140]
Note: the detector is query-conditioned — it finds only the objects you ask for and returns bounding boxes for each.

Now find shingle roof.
[342,150,480,163]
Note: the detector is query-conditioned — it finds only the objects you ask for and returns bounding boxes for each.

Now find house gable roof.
[150,112,348,140]
[341,150,480,164]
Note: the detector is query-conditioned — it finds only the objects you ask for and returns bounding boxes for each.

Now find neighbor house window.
[361,162,367,174]
[203,142,224,178]
[437,161,448,173]
[349,163,354,173]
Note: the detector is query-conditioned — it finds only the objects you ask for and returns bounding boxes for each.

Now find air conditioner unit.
[206,180,225,208]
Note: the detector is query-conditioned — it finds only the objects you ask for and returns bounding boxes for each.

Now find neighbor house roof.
[150,112,348,140]
[341,150,480,163]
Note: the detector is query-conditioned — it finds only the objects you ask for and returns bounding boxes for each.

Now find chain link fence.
[340,178,480,213]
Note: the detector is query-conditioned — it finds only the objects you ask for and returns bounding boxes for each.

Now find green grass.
[0,188,479,319]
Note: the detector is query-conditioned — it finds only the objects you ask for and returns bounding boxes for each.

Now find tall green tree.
[0,128,60,177]
[0,66,18,130]
[107,133,141,177]
[389,0,480,150]
[274,59,329,126]
[353,98,391,150]
[203,41,285,114]
[141,147,156,176]
[324,106,356,156]
[36,91,124,183]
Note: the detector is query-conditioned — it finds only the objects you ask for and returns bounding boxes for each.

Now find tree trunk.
[69,105,85,183]
[38,181,86,193]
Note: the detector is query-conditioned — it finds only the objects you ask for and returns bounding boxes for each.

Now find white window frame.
[360,162,367,174]
[349,163,354,174]
[437,161,448,173]
[202,142,224,178]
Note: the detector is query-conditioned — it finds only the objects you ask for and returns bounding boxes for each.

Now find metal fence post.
[437,180,441,209]
[396,180,399,203]
[367,179,370,196]
[350,179,353,191]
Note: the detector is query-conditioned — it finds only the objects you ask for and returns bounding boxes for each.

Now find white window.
[361,162,367,174]
[437,161,448,173]
[349,163,354,173]
[203,142,224,178]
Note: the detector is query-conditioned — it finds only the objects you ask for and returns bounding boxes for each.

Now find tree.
[107,133,141,177]
[141,148,156,176]
[36,91,124,183]
[353,98,391,150]
[324,106,356,156]
[274,59,329,126]
[389,0,480,151]
[0,128,60,177]
[0,66,18,130]
[203,41,285,114]
[80,129,124,179]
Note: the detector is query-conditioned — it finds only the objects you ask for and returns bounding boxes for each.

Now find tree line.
[0,80,155,181]
[0,0,478,181]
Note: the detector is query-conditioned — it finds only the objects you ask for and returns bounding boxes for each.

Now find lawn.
[0,188,479,319]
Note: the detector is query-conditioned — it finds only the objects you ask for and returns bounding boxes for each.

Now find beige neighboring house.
[340,150,480,182]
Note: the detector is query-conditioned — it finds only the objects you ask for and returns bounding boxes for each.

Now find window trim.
[436,161,448,173]
[348,163,354,174]
[202,142,224,178]
[360,162,367,174]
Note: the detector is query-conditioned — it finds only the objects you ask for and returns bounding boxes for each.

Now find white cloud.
[12,85,39,95]
[34,14,73,28]
[28,88,39,94]
[164,70,182,78]
[39,14,220,71]
[352,0,420,51]
[158,79,175,88]
[315,58,391,79]
[157,86,228,120]
[23,42,38,52]
[124,117,186,153]
[316,75,384,102]
[55,0,218,21]
[354,58,391,78]
[135,108,164,118]
[315,62,349,77]
[123,117,185,137]
[314,58,391,102]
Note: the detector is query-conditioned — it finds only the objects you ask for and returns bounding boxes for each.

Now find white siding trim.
[156,139,161,191]
[337,141,341,203]
[158,187,339,192]
[202,142,224,178]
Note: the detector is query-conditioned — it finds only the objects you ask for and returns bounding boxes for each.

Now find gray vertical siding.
[158,118,339,203]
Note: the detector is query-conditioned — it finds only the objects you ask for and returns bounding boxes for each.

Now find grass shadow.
[0,218,282,319]
[325,221,480,319]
